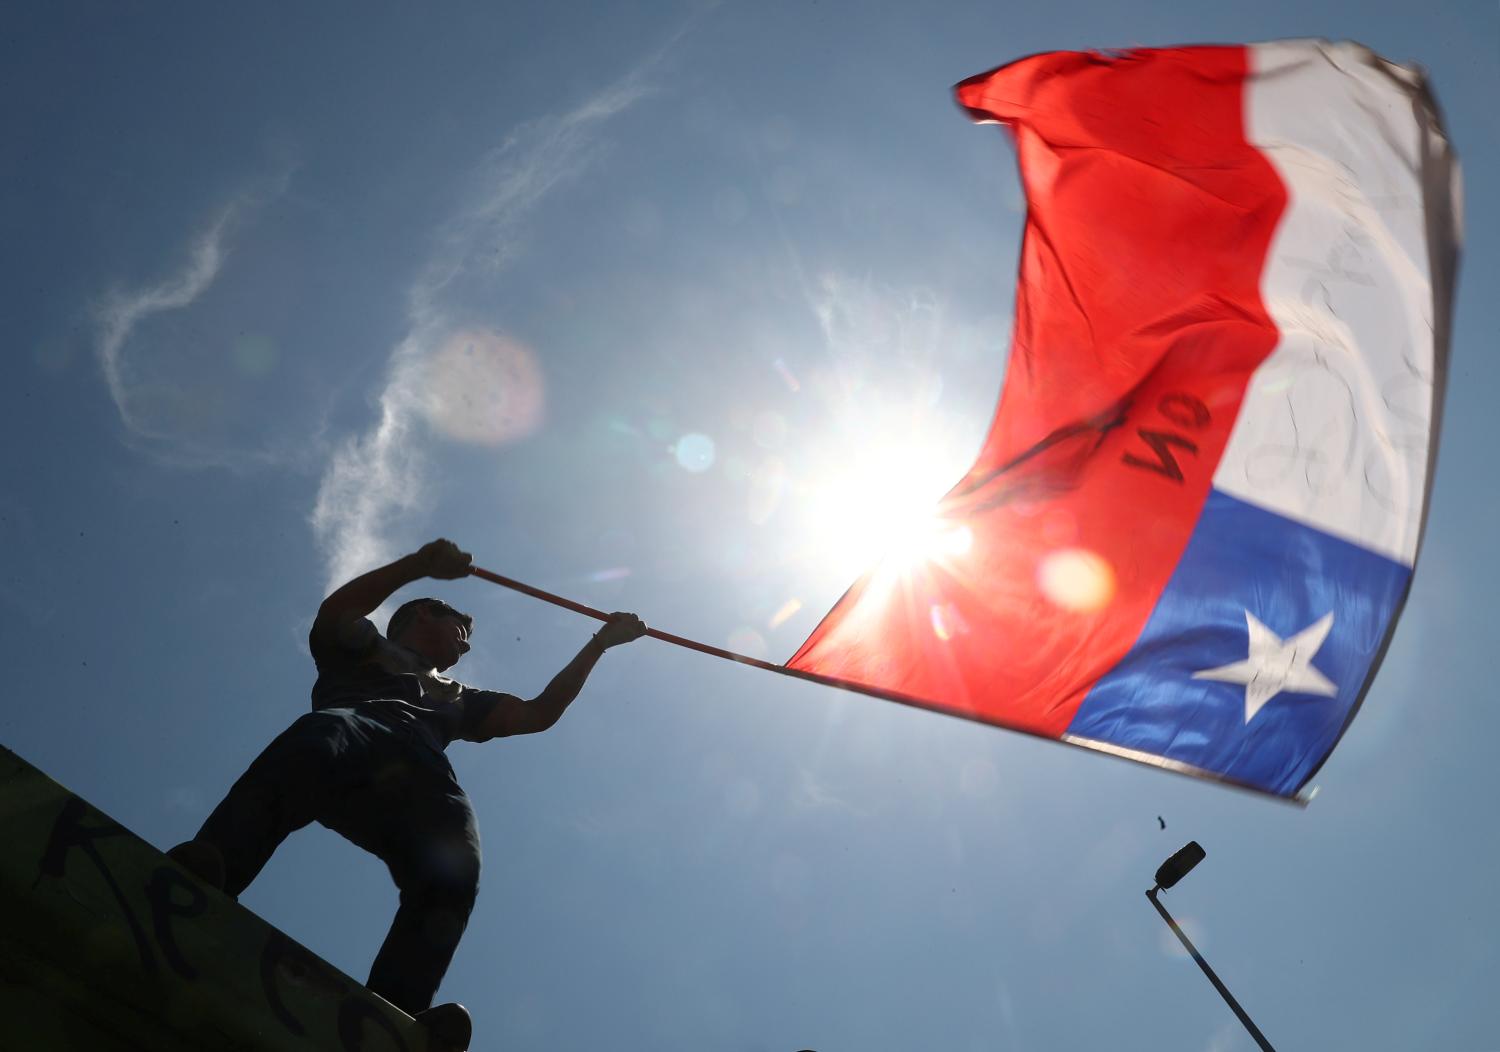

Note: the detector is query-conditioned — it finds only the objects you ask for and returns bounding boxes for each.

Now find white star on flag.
[1193,610,1339,723]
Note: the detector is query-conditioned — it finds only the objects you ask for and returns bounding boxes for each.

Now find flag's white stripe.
[1214,40,1460,567]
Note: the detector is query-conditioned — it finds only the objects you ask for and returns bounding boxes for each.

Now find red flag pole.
[469,565,786,670]
[470,565,985,703]
[467,565,1306,807]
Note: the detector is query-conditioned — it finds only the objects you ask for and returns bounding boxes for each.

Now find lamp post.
[1146,842,1277,1052]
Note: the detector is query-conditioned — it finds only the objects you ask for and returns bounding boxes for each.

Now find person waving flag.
[788,40,1461,799]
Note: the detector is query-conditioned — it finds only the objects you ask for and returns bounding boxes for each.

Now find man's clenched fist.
[594,612,647,649]
[415,538,473,580]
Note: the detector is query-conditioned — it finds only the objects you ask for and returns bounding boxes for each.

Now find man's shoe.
[415,1002,472,1052]
[165,840,226,892]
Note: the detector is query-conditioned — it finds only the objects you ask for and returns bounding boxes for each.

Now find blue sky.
[3,2,1496,1049]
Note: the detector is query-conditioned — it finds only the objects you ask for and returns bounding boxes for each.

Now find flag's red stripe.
[790,46,1288,737]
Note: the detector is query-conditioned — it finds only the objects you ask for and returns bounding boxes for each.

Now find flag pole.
[467,565,1306,806]
[471,564,1045,716]
[470,565,793,676]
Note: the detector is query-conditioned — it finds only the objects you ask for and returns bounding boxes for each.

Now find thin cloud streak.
[312,30,689,594]
[92,168,298,470]
[415,74,654,310]
[96,206,237,439]
[311,328,431,592]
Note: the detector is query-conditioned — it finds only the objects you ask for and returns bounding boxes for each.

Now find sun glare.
[797,437,972,585]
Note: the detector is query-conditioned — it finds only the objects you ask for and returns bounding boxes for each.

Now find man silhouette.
[169,538,646,1050]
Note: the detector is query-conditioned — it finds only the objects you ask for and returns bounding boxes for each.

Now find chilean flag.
[788,41,1461,799]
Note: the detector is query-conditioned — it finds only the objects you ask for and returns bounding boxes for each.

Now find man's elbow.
[525,706,562,735]
[518,696,563,735]
[480,699,559,738]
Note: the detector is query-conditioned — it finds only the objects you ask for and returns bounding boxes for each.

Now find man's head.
[388,598,473,671]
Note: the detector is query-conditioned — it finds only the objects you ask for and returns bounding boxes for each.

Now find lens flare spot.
[930,603,952,641]
[1158,914,1209,959]
[1037,548,1116,612]
[768,598,802,629]
[675,433,716,472]
[929,601,971,641]
[423,329,543,445]
[727,626,768,660]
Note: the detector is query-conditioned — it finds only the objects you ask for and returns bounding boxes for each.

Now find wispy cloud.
[96,205,239,453]
[415,72,656,310]
[93,168,296,469]
[97,207,233,432]
[310,328,432,591]
[311,30,686,593]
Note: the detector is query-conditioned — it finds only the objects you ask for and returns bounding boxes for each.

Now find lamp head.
[1154,841,1206,890]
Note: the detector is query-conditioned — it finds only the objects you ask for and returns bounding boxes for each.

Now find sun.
[794,431,974,586]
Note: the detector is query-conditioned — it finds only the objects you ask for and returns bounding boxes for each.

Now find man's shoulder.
[309,616,381,666]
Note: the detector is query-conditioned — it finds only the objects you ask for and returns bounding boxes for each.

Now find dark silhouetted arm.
[310,538,472,651]
[464,613,646,739]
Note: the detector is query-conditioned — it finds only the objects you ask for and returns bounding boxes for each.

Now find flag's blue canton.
[1066,490,1411,795]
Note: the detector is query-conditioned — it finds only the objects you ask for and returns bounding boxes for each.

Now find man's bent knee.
[396,825,480,906]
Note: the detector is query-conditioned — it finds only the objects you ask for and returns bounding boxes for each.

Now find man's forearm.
[316,553,425,626]
[468,613,643,740]
[526,635,608,730]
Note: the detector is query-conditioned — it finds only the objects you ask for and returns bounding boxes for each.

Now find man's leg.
[322,752,482,1015]
[191,711,361,896]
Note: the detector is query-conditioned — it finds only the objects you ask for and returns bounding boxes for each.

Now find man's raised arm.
[311,538,473,648]
[465,612,647,740]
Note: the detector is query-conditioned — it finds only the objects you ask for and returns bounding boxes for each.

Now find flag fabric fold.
[788,40,1460,798]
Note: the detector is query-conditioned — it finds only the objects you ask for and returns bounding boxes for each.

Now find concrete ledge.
[0,746,436,1051]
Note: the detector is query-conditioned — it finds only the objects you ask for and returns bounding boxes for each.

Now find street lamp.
[1146,842,1277,1052]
